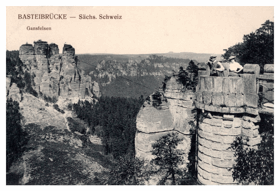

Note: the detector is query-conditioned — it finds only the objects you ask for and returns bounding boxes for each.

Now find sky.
[6,6,274,55]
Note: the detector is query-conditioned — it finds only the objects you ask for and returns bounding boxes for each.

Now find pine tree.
[151,132,185,185]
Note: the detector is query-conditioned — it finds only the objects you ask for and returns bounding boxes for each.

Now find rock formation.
[136,63,274,185]
[135,76,196,164]
[18,40,100,100]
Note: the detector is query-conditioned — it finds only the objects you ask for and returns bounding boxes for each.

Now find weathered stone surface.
[245,107,259,115]
[244,93,258,108]
[34,40,48,55]
[241,74,256,94]
[18,41,101,100]
[202,77,213,91]
[224,93,237,107]
[63,44,75,56]
[243,64,260,76]
[222,78,230,94]
[235,93,244,106]
[212,92,224,106]
[213,77,223,92]
[202,91,212,104]
[264,64,274,73]
[49,43,59,56]
[19,44,34,55]
[135,76,196,166]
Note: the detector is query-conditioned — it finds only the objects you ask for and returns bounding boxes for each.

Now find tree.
[6,98,29,172]
[230,131,274,185]
[151,132,185,185]
[222,20,274,73]
[107,156,150,185]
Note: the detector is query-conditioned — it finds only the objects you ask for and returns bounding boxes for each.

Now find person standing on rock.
[228,56,243,76]
[206,56,225,76]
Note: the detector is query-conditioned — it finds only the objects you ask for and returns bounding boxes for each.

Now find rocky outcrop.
[18,40,101,100]
[135,76,196,163]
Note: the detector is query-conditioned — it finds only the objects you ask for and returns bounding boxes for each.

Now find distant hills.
[77,54,202,98]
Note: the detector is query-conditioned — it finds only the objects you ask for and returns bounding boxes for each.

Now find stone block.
[211,158,235,168]
[219,166,233,176]
[213,126,232,136]
[211,174,235,184]
[198,174,219,185]
[206,105,221,112]
[199,123,212,133]
[198,129,223,143]
[241,127,252,137]
[198,166,212,180]
[233,117,242,128]
[230,126,242,136]
[222,136,236,144]
[241,74,256,94]
[195,101,205,109]
[245,107,259,115]
[222,151,235,160]
[223,121,233,129]
[222,78,230,94]
[264,64,274,73]
[202,91,212,105]
[248,136,261,146]
[203,118,223,127]
[252,128,259,137]
[199,144,222,158]
[243,115,261,123]
[243,64,260,76]
[212,92,224,106]
[235,93,244,106]
[199,162,219,175]
[224,93,237,107]
[221,107,230,113]
[244,93,258,108]
[213,77,223,92]
[223,114,234,121]
[204,77,214,91]
[229,107,245,114]
[198,151,212,164]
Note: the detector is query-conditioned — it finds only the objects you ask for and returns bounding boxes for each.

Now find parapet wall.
[195,64,273,185]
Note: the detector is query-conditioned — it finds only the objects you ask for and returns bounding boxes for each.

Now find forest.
[72,96,145,158]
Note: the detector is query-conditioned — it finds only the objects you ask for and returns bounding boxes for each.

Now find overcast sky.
[6,6,274,55]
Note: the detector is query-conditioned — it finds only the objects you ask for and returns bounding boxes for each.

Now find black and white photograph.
[5,5,274,185]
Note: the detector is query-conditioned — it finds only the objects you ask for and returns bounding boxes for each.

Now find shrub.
[53,104,65,114]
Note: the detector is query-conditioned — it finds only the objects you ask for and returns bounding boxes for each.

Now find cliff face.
[135,76,196,163]
[18,40,101,100]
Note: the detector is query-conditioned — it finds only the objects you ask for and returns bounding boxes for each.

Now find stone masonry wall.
[195,64,262,185]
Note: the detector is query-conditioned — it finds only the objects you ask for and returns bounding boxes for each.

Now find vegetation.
[222,20,274,73]
[106,156,151,185]
[43,95,58,103]
[72,96,145,158]
[151,132,185,185]
[53,104,65,114]
[6,98,29,172]
[230,115,274,185]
